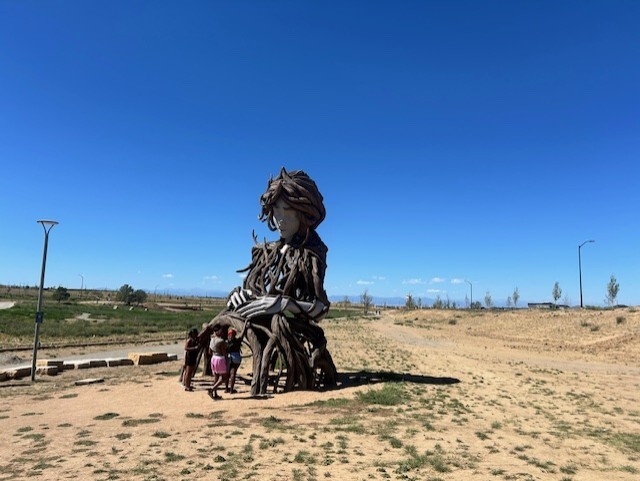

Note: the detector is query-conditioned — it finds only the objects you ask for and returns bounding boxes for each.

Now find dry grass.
[1,308,638,480]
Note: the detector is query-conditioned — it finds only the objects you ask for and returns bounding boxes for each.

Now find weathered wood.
[202,169,337,396]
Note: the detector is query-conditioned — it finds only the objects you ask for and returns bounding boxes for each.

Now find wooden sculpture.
[202,168,336,396]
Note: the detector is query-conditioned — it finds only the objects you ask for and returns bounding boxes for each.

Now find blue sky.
[1,1,638,306]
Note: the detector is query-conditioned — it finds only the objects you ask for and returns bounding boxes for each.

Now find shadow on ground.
[333,370,460,389]
[189,370,461,400]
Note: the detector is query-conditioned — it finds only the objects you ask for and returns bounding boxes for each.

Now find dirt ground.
[1,308,638,481]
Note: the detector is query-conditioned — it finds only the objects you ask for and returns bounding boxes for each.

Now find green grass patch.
[0,300,222,341]
[122,418,160,427]
[94,412,120,421]
[261,415,289,431]
[607,432,640,453]
[356,383,406,406]
[164,452,185,462]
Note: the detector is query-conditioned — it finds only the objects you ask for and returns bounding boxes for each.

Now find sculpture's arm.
[235,295,327,321]
[226,287,255,310]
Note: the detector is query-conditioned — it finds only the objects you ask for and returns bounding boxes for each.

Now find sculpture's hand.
[236,295,327,320]
[227,288,255,310]
[236,295,285,319]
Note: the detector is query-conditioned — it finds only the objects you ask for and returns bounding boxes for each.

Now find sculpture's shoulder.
[301,230,328,263]
[248,232,327,262]
[249,240,279,258]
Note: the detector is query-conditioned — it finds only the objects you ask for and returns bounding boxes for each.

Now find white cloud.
[203,275,221,283]
[372,276,386,281]
[450,278,465,284]
[162,273,174,279]
[402,278,425,285]
[427,289,446,294]
[430,277,445,284]
[357,280,374,285]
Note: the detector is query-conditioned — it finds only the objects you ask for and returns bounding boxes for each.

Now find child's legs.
[229,364,238,390]
[184,364,196,388]
[212,372,228,392]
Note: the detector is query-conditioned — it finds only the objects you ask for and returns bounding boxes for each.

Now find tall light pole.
[578,239,595,308]
[79,274,84,299]
[31,220,58,381]
[465,280,473,309]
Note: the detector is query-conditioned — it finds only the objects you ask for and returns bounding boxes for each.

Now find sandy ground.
[1,308,638,480]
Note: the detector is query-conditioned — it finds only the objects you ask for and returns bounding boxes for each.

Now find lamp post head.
[37,220,59,233]
[579,239,595,249]
[37,220,58,227]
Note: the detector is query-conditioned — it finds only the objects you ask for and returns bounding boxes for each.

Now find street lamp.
[465,280,473,309]
[578,239,595,308]
[31,220,58,382]
[79,274,84,299]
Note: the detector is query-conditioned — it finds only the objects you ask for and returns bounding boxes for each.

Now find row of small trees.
[358,274,621,311]
[551,275,620,307]
[49,284,148,306]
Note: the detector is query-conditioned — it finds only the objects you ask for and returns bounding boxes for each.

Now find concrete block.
[104,358,134,367]
[8,366,32,379]
[88,359,108,368]
[36,366,59,376]
[75,378,105,386]
[128,352,170,365]
[66,360,92,370]
[37,359,64,369]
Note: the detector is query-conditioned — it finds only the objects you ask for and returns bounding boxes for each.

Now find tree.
[133,289,148,306]
[512,287,520,307]
[552,282,562,305]
[506,296,512,308]
[605,274,619,307]
[405,293,416,309]
[116,284,135,305]
[432,295,444,309]
[360,289,373,314]
[484,291,493,308]
[52,286,70,304]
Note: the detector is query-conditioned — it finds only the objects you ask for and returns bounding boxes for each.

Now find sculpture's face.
[273,197,301,243]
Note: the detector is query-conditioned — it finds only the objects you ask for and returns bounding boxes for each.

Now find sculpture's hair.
[259,168,326,231]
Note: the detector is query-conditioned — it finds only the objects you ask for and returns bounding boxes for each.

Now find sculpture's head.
[259,168,325,242]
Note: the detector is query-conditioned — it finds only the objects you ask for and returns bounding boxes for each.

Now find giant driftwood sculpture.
[202,168,336,396]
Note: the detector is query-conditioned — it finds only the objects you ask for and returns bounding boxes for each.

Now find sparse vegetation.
[1,306,638,480]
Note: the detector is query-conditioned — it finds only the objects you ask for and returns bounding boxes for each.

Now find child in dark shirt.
[182,328,199,392]
[225,328,242,394]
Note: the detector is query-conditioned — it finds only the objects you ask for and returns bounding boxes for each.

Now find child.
[225,328,242,394]
[182,328,199,392]
[207,324,228,400]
